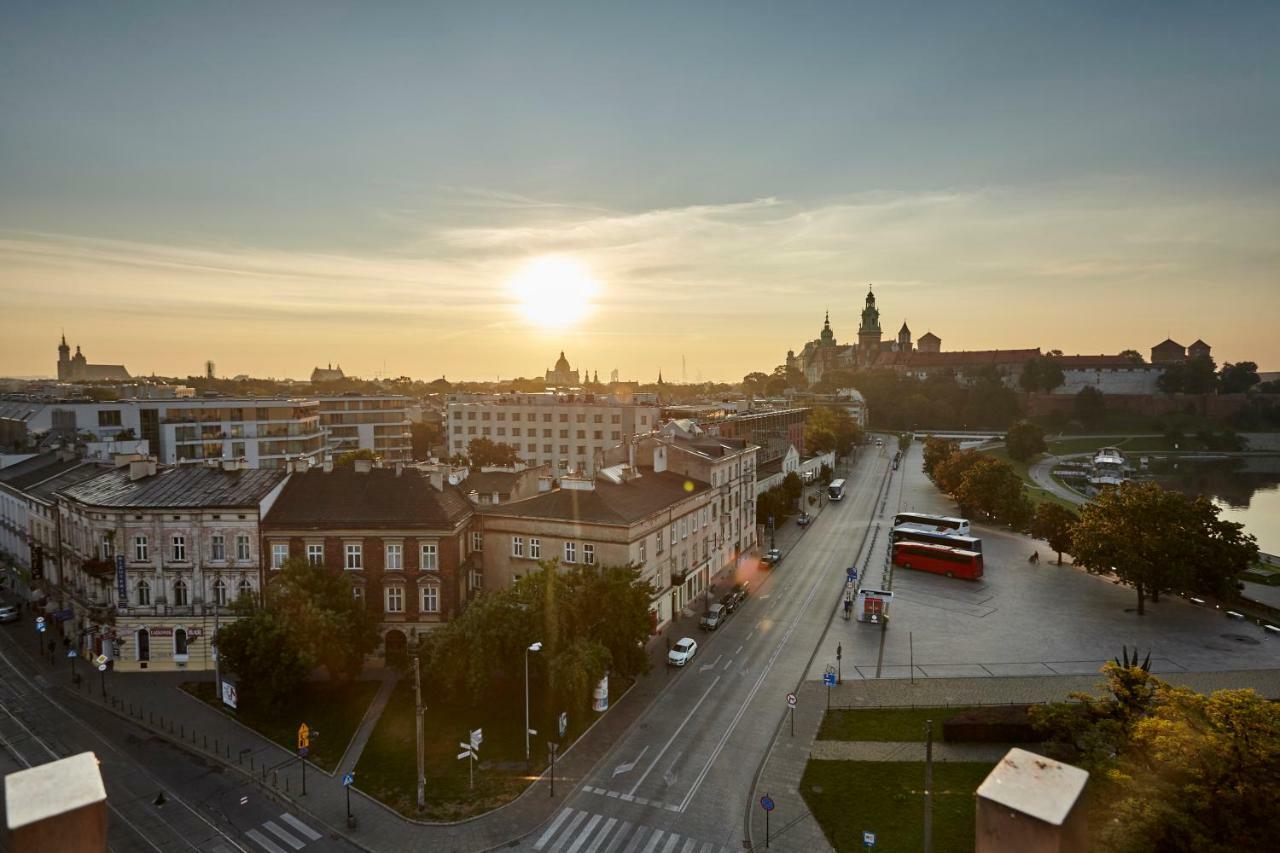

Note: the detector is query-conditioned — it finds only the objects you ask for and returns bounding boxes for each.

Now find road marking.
[722,658,733,671]
[745,631,754,641]
[607,790,620,798]
[245,829,286,853]
[276,814,320,841]
[698,654,722,673]
[549,810,589,853]
[534,808,576,850]
[634,796,650,806]
[680,840,696,853]
[735,645,743,654]
[662,834,681,853]
[627,675,722,796]
[642,831,666,853]
[612,744,649,776]
[584,817,617,853]
[566,814,603,853]
[602,820,633,853]
[261,821,304,850]
[621,793,635,801]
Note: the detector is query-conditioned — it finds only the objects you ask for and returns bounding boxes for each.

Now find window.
[512,536,524,558]
[584,543,595,565]
[680,518,687,539]
[175,628,188,656]
[594,431,602,440]
[576,430,585,440]
[471,532,483,552]
[594,414,603,423]
[97,409,122,427]
[419,543,437,571]
[235,534,250,561]
[559,429,569,439]
[211,534,225,561]
[559,413,568,422]
[352,586,364,605]
[385,543,403,570]
[656,532,664,554]
[238,579,253,600]
[529,538,540,559]
[271,543,289,569]
[543,413,552,422]
[136,579,151,606]
[307,543,324,566]
[639,541,646,563]
[345,543,363,570]
[670,525,677,546]
[611,415,620,424]
[173,579,188,606]
[564,541,576,563]
[213,578,228,607]
[421,586,439,613]
[171,535,186,562]
[384,586,404,613]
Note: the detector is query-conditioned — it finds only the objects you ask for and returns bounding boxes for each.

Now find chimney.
[537,475,554,492]
[561,474,596,491]
[653,444,667,474]
[128,459,151,481]
[4,751,107,853]
[354,458,373,474]
[428,467,445,490]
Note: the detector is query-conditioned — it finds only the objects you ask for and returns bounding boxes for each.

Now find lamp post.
[525,641,542,763]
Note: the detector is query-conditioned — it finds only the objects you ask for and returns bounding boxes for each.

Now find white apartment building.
[56,460,287,671]
[446,393,660,475]
[314,394,413,462]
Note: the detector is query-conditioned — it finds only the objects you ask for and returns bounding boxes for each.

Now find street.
[516,442,895,852]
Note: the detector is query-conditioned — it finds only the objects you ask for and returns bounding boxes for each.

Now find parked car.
[731,582,751,604]
[667,637,698,666]
[796,513,811,527]
[700,603,727,631]
[0,601,21,624]
[720,592,739,614]
[762,548,782,567]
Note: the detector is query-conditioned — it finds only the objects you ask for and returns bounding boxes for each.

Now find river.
[1146,456,1280,556]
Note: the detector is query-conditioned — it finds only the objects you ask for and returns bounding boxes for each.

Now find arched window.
[174,628,188,656]
[237,579,253,601]
[137,579,151,606]
[173,579,188,606]
[213,578,227,607]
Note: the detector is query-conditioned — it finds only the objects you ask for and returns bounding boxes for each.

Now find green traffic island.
[181,679,381,772]
[354,676,632,821]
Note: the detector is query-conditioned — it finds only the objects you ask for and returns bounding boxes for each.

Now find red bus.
[892,541,984,580]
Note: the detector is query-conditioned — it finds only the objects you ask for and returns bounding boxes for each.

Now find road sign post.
[67,648,77,682]
[457,728,482,789]
[342,771,355,826]
[548,740,558,798]
[863,830,877,848]
[786,692,797,737]
[823,668,836,710]
[298,723,310,796]
[760,795,774,848]
[837,643,843,685]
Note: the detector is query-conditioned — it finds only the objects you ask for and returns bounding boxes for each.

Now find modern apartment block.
[313,394,413,462]
[446,392,660,475]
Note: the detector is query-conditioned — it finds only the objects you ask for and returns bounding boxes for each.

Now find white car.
[667,637,698,667]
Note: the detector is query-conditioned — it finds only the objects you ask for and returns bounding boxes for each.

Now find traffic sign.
[786,692,797,708]
[847,567,858,580]
[823,672,836,687]
[342,772,355,787]
[863,830,876,848]
[36,623,46,633]
[35,616,45,625]
[97,663,107,672]
[67,649,77,658]
[94,654,108,667]
[760,795,775,812]
[470,728,483,749]
[297,723,310,750]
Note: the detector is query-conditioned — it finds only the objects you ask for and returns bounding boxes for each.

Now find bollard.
[250,757,254,771]
[159,715,164,728]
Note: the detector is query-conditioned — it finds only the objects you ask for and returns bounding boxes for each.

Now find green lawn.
[182,679,381,772]
[817,707,984,742]
[980,447,1078,510]
[802,760,994,853]
[355,676,632,820]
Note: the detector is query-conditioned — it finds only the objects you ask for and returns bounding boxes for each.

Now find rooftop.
[62,466,286,508]
[265,468,472,528]
[481,467,709,526]
[977,748,1089,826]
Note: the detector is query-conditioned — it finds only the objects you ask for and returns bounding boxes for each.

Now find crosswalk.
[532,807,734,853]
[243,812,323,853]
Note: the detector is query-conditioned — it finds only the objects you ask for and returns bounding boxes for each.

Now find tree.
[1030,503,1078,563]
[467,437,522,467]
[781,472,804,508]
[1074,386,1106,429]
[410,422,442,459]
[952,455,1030,527]
[1118,349,1144,364]
[1019,356,1065,394]
[266,558,381,682]
[334,448,379,468]
[804,407,863,457]
[215,610,310,711]
[1218,360,1260,394]
[742,372,770,397]
[1158,355,1218,394]
[1005,420,1047,462]
[818,463,833,484]
[922,437,957,480]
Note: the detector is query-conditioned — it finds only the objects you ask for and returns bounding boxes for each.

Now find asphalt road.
[0,623,358,853]
[517,442,895,853]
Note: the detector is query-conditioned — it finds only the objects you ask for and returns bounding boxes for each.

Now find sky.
[2,1,1278,381]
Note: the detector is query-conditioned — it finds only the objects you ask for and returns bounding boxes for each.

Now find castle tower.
[57,334,71,381]
[857,285,882,363]
[820,310,835,346]
[898,321,912,352]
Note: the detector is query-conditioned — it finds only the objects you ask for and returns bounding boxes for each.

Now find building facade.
[314,394,413,462]
[56,461,287,671]
[446,392,659,475]
[260,465,475,661]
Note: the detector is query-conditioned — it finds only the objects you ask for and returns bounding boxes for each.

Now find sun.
[508,256,598,329]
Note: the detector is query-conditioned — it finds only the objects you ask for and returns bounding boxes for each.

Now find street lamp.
[525,641,542,763]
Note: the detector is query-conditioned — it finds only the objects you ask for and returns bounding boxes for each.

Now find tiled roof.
[461,470,520,495]
[481,468,709,526]
[1153,338,1184,349]
[0,453,86,489]
[62,466,286,508]
[264,468,472,528]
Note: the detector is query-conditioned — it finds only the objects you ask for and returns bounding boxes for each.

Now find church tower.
[57,334,71,381]
[898,321,912,353]
[819,310,835,346]
[857,286,882,363]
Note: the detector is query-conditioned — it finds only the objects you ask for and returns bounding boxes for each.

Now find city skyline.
[3,2,1279,379]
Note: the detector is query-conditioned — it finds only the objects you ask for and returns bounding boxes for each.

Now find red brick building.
[260,466,476,661]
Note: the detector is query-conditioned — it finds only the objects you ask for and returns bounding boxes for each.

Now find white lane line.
[746,631,755,641]
[642,831,666,853]
[619,824,650,853]
[698,654,722,673]
[612,744,649,776]
[567,814,603,853]
[261,821,304,850]
[601,820,634,853]
[627,675,721,796]
[549,810,590,853]
[735,645,743,654]
[634,796,650,806]
[680,841,696,853]
[245,830,286,853]
[534,808,576,850]
[722,658,733,671]
[276,814,320,842]
[584,817,617,853]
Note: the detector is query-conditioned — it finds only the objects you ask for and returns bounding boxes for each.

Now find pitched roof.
[0,453,84,489]
[1153,338,1184,349]
[481,468,709,526]
[264,468,471,528]
[1188,338,1210,348]
[461,470,521,496]
[63,466,286,508]
[918,331,941,342]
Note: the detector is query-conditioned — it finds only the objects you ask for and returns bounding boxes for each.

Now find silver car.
[0,602,21,624]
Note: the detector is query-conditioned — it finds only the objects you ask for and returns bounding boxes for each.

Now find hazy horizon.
[3,2,1279,381]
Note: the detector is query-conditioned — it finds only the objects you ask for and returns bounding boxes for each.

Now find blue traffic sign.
[298,746,309,757]
[863,830,876,847]
[823,672,837,687]
[67,649,78,658]
[36,623,46,633]
[342,772,355,787]
[760,795,774,812]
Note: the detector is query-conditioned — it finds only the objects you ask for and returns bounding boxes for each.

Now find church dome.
[553,351,571,372]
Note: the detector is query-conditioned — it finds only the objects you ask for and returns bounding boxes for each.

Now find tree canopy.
[1158,355,1218,394]
[1005,420,1047,462]
[1019,355,1065,394]
[1218,360,1261,394]
[804,406,863,457]
[1074,385,1106,429]
[467,436,522,468]
[1030,502,1078,564]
